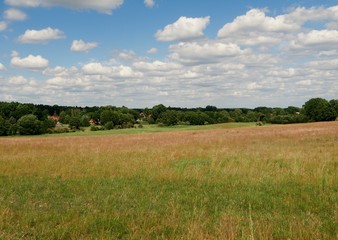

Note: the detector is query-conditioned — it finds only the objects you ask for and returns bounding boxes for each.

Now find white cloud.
[9,75,28,84]
[0,21,7,31]
[144,0,155,8]
[11,54,49,69]
[169,41,246,64]
[326,21,338,29]
[82,62,110,75]
[286,5,338,25]
[0,63,6,71]
[2,4,338,108]
[218,9,298,39]
[43,66,79,77]
[307,59,338,70]
[147,48,158,54]
[133,60,181,72]
[4,8,27,21]
[70,40,98,52]
[18,27,65,43]
[82,62,142,78]
[46,76,85,87]
[156,16,210,41]
[291,30,338,49]
[5,0,124,14]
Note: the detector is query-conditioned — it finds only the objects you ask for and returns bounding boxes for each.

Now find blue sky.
[1,0,338,108]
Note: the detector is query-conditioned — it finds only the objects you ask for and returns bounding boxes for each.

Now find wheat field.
[0,122,337,239]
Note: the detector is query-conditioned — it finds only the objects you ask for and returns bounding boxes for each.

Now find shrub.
[104,121,114,130]
[17,114,43,135]
[90,125,104,131]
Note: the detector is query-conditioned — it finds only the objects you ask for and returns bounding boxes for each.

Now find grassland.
[0,122,337,239]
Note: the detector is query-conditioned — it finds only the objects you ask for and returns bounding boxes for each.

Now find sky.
[0,0,338,108]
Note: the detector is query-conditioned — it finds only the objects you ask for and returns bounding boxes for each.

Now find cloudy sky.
[0,0,338,108]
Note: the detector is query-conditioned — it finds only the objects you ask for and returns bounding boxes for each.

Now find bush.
[47,127,69,134]
[17,114,43,135]
[104,121,114,130]
[42,118,57,132]
[90,125,104,131]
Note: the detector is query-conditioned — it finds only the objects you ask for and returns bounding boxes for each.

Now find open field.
[0,122,337,239]
[47,122,257,137]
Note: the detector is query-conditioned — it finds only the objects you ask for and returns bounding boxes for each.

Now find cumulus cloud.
[156,16,210,41]
[286,5,338,24]
[5,0,124,14]
[43,66,79,77]
[291,30,338,49]
[218,9,298,38]
[11,54,49,69]
[2,4,338,108]
[144,0,155,8]
[133,60,182,72]
[71,40,98,52]
[4,8,27,21]
[82,62,142,78]
[147,48,158,54]
[0,21,7,31]
[0,63,6,71]
[18,27,65,43]
[307,59,338,70]
[169,41,246,64]
[9,75,28,84]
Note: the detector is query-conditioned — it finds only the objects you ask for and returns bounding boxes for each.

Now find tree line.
[0,98,337,136]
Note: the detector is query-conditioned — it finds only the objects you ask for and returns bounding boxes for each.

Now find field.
[0,122,337,239]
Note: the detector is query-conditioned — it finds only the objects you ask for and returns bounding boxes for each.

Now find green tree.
[80,115,90,127]
[69,116,81,129]
[0,116,7,136]
[183,111,211,125]
[151,104,167,122]
[17,114,43,135]
[59,111,70,124]
[329,99,338,118]
[303,98,336,121]
[104,121,114,130]
[14,103,34,119]
[42,118,57,131]
[157,110,180,126]
[100,110,113,125]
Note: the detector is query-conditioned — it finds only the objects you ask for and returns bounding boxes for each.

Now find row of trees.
[0,98,337,136]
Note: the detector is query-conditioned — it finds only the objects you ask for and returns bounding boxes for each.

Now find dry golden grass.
[0,122,336,181]
[0,122,337,239]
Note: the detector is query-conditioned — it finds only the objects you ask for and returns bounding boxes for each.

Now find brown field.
[1,122,337,181]
[0,122,337,239]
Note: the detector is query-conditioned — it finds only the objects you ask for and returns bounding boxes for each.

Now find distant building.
[49,115,60,122]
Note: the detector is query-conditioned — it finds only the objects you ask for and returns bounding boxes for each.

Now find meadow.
[0,122,337,239]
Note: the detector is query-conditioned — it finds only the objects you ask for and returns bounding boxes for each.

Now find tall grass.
[0,122,337,239]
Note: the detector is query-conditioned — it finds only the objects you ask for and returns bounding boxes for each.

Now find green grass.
[0,122,337,239]
[1,175,335,239]
[45,122,256,137]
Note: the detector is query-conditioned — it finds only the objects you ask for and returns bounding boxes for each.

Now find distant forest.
[0,98,337,136]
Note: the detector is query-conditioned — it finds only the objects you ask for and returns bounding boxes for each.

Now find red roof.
[49,116,60,121]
